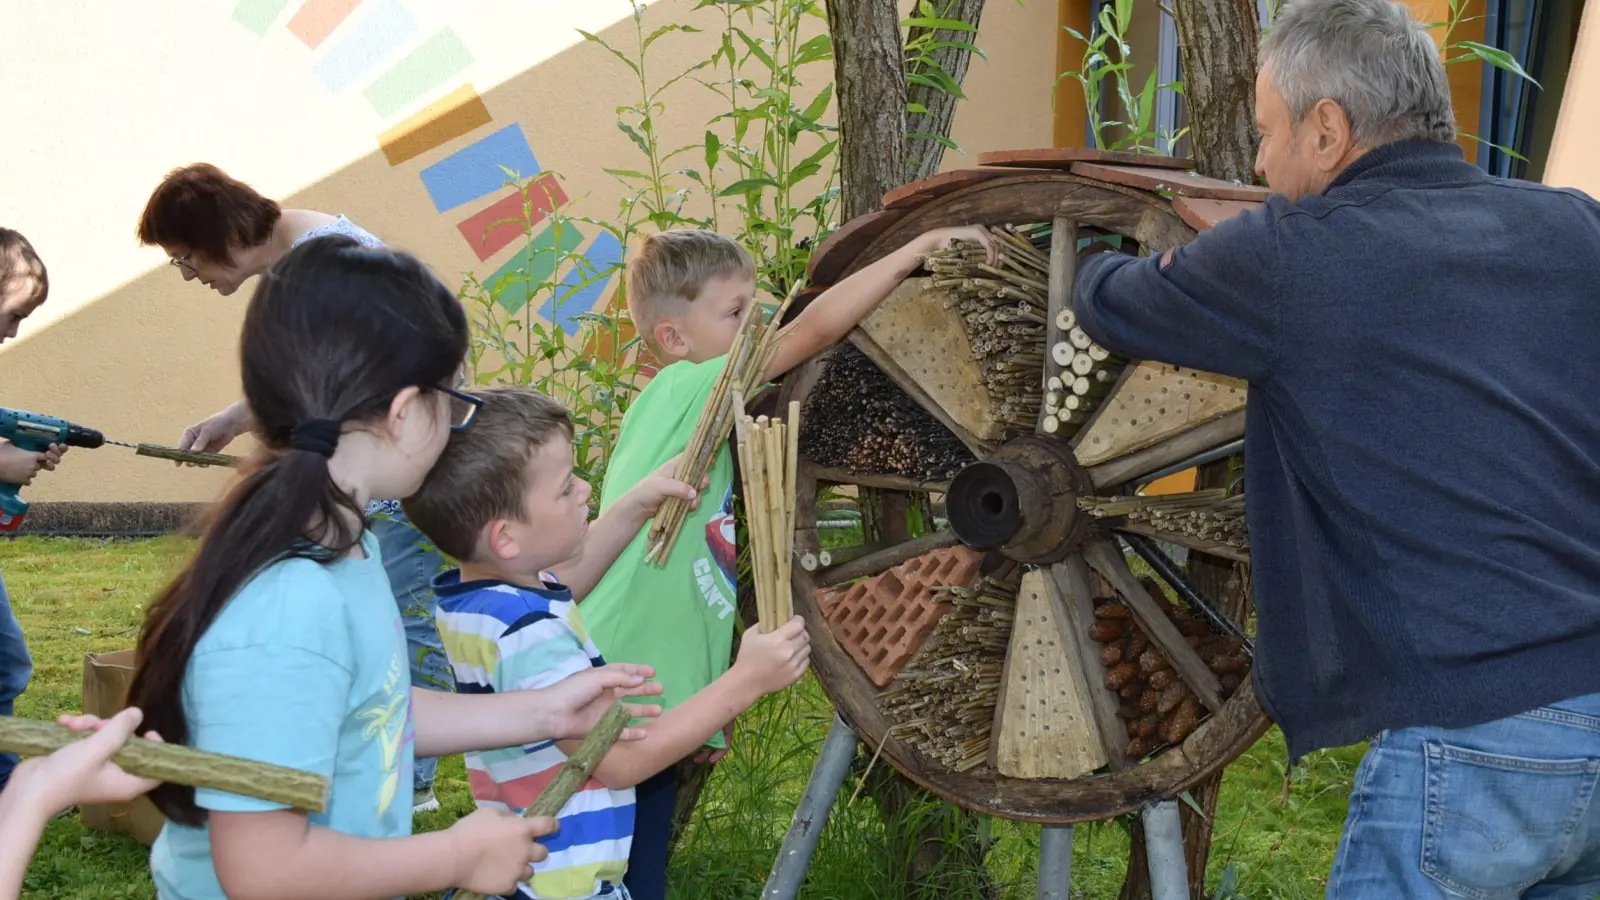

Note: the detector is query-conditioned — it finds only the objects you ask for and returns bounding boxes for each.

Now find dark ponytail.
[128,235,467,824]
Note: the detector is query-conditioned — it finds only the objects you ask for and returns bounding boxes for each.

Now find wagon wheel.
[777,153,1273,824]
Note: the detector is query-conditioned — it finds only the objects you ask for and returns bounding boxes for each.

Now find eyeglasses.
[441,386,482,431]
[168,254,198,277]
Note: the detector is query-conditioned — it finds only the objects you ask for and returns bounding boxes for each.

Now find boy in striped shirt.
[404,386,810,899]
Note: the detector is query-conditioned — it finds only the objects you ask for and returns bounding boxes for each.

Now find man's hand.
[910,225,999,266]
[534,663,665,742]
[0,442,63,486]
[176,400,252,465]
[618,455,706,522]
[1,708,162,821]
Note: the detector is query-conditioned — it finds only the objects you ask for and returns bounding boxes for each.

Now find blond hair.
[626,230,754,361]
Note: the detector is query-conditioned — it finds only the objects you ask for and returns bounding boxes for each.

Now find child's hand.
[0,442,55,486]
[694,722,736,765]
[623,455,706,521]
[913,226,998,266]
[1,707,161,820]
[537,663,665,742]
[445,807,557,894]
[731,615,810,695]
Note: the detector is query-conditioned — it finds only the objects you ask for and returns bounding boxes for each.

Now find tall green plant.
[1057,0,1187,153]
[1433,0,1541,161]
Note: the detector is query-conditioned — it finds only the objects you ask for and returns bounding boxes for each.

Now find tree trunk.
[1173,0,1262,182]
[825,0,908,219]
[904,0,989,182]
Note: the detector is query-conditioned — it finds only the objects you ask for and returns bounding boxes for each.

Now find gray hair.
[1260,0,1456,146]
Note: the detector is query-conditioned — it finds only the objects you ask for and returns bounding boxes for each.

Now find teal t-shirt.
[582,356,738,749]
[150,530,416,900]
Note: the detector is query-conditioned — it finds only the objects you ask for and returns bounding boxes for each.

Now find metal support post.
[1143,800,1190,900]
[1036,824,1075,900]
[763,713,860,899]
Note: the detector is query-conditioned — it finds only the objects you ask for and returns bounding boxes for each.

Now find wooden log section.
[1083,541,1225,714]
[813,530,961,588]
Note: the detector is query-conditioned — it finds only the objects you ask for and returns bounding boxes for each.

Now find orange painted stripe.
[377,83,494,167]
[288,0,366,48]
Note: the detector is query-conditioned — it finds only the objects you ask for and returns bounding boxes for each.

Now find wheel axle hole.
[981,491,1005,517]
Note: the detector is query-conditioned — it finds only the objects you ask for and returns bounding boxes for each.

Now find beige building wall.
[0,0,1055,503]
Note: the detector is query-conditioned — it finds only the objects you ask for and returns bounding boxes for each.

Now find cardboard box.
[78,649,166,846]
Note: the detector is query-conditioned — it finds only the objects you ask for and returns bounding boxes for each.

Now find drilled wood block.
[813,546,986,686]
[978,148,1195,171]
[1073,362,1246,467]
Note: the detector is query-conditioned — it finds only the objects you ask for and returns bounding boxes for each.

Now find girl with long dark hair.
[125,235,661,900]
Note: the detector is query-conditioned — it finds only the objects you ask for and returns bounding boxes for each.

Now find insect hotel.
[759,148,1273,898]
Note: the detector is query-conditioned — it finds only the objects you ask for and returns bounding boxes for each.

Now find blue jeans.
[0,573,32,793]
[370,509,454,792]
[1328,691,1600,898]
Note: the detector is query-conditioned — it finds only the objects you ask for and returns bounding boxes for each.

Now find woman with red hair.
[136,163,451,814]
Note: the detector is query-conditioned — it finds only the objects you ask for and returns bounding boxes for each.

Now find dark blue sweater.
[1073,140,1600,761]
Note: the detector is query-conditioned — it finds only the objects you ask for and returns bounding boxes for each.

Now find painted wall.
[0,0,1056,503]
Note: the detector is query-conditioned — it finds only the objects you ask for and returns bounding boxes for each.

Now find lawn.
[1,536,1361,899]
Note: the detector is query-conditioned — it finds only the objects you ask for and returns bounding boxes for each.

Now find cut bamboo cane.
[0,717,327,811]
[451,703,631,900]
[736,402,800,632]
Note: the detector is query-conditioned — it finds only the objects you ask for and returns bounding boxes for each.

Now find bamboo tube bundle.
[452,704,630,900]
[1079,490,1249,551]
[734,399,799,633]
[798,344,971,481]
[878,563,1021,772]
[645,285,800,566]
[0,717,328,811]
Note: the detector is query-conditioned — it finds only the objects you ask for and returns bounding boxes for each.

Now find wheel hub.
[945,435,1093,564]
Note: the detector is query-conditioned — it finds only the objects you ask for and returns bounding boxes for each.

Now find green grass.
[2,537,1360,899]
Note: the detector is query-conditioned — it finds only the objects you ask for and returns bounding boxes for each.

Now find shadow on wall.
[0,3,737,505]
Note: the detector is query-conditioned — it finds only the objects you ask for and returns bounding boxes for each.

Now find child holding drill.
[0,228,64,796]
[578,224,995,899]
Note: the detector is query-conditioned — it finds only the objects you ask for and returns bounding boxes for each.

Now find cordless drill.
[0,407,106,532]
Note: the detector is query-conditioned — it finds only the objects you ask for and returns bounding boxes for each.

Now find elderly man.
[1073,0,1600,894]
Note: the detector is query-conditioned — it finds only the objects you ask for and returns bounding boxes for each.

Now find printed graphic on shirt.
[697,485,737,621]
[357,619,414,817]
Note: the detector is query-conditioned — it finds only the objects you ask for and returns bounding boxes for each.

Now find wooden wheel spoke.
[1083,540,1226,714]
[1114,522,1250,565]
[1035,216,1078,436]
[1047,556,1132,769]
[1084,408,1246,490]
[801,462,950,494]
[847,327,994,457]
[813,530,960,587]
[1117,533,1254,654]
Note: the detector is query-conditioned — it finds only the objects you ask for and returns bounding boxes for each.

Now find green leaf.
[718,177,782,197]
[907,101,930,115]
[734,28,776,72]
[794,33,833,65]
[643,23,701,52]
[902,16,980,33]
[1136,67,1159,134]
[907,130,960,152]
[704,130,722,172]
[1455,40,1542,87]
[577,29,640,76]
[616,121,651,156]
[786,162,822,187]
[800,82,834,123]
[602,168,651,180]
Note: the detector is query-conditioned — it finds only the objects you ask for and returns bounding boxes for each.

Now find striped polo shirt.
[433,571,635,899]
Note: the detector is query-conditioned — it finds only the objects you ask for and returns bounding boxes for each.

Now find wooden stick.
[0,717,327,811]
[133,444,241,468]
[451,704,631,900]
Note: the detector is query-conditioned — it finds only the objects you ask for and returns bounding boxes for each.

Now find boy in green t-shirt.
[581,224,995,900]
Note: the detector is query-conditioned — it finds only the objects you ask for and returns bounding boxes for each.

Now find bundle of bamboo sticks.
[645,284,800,566]
[878,563,1020,772]
[734,400,799,632]
[1079,490,1249,550]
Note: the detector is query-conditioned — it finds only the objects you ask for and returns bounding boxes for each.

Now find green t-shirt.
[582,356,738,748]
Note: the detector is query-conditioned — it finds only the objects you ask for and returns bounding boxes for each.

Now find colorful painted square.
[456,174,568,262]
[485,223,586,315]
[362,27,473,117]
[288,0,367,48]
[233,0,290,35]
[419,123,540,213]
[312,0,420,93]
[541,232,624,334]
[377,84,493,166]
